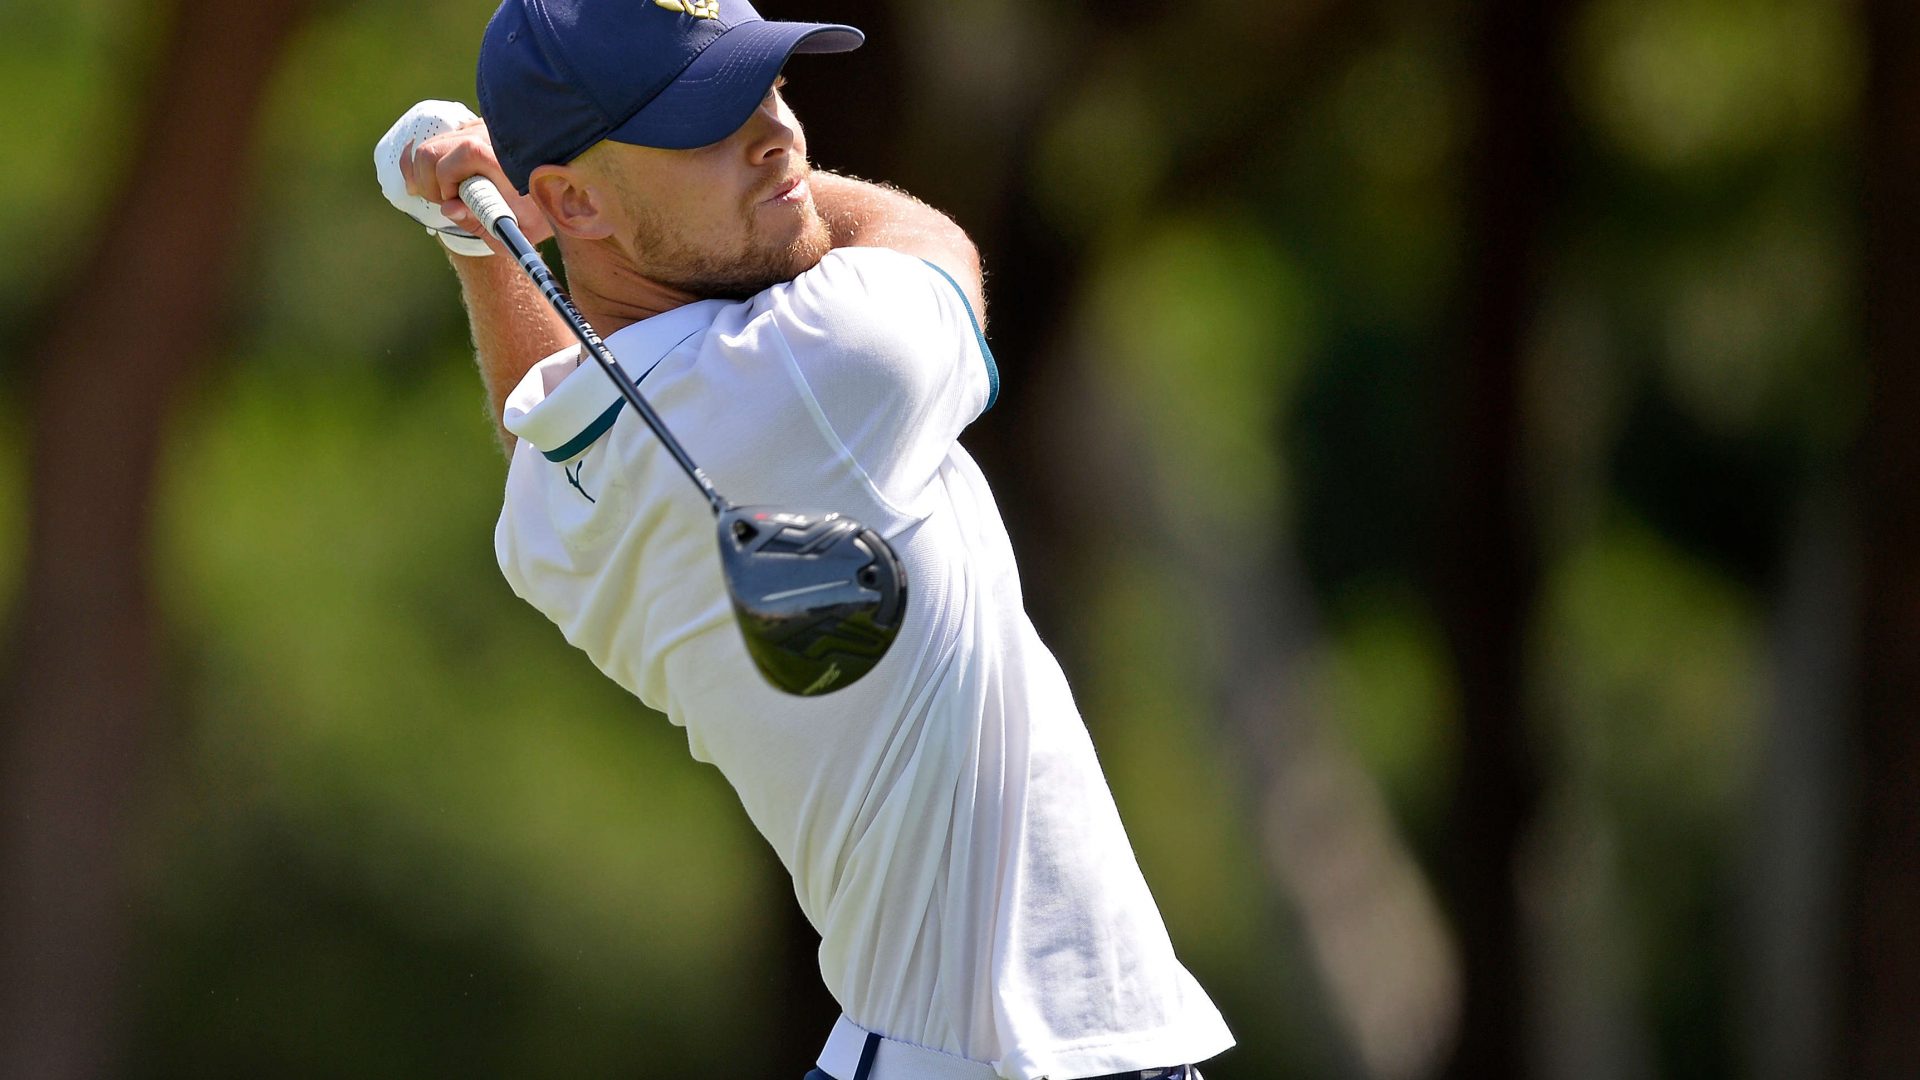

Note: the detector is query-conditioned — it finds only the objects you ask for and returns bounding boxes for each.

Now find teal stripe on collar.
[535,322,707,461]
[543,398,625,462]
[920,259,999,410]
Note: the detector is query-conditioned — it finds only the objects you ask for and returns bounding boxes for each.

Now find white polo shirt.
[494,247,1232,1079]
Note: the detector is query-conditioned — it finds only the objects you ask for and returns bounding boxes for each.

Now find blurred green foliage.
[137,360,784,1075]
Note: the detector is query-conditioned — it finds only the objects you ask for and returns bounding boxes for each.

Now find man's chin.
[779,212,834,280]
[678,224,831,300]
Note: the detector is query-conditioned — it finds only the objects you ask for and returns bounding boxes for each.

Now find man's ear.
[529,163,616,241]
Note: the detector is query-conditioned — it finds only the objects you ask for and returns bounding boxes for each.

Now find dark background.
[2,0,1915,1077]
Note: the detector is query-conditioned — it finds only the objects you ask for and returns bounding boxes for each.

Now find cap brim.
[605,20,862,151]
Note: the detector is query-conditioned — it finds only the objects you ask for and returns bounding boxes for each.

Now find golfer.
[377,1,1232,1076]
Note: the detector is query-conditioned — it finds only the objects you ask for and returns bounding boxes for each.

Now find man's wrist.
[450,244,525,289]
[436,228,494,258]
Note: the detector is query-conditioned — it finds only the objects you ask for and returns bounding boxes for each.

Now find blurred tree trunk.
[1742,486,1848,1080]
[1433,0,1574,1077]
[931,0,1374,639]
[1845,1,1920,1076]
[0,1,310,1076]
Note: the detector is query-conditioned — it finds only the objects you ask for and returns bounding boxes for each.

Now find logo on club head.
[802,662,842,695]
[653,0,720,18]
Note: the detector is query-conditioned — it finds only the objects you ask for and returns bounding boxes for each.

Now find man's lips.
[762,176,808,205]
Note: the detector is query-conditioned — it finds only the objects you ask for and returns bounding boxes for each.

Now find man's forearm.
[810,172,953,248]
[452,250,573,453]
[810,172,986,319]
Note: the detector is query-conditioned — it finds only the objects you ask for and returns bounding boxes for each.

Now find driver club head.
[716,506,908,696]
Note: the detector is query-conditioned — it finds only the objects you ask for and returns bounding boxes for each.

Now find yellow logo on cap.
[653,0,719,18]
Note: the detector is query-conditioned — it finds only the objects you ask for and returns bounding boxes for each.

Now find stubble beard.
[630,199,833,302]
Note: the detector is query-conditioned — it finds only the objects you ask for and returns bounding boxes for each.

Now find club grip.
[458,175,516,239]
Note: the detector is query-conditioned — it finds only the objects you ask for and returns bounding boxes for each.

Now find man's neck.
[563,249,701,338]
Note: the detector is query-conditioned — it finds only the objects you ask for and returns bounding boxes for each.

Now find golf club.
[459,175,907,697]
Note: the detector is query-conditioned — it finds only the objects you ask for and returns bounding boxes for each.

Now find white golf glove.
[374,100,493,257]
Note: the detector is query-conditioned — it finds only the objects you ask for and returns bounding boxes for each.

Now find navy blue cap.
[477,0,862,192]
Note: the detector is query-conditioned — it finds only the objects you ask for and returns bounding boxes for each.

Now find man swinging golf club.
[374,0,1233,1076]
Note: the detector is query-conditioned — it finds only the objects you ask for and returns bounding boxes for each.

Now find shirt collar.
[503,299,728,462]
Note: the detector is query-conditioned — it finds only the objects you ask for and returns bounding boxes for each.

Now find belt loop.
[852,1031,881,1080]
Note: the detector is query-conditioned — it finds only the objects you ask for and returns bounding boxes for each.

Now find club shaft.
[485,210,730,516]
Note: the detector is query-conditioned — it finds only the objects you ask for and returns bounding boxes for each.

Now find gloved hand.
[374,100,494,257]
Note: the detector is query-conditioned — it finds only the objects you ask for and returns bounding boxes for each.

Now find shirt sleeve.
[763,247,998,514]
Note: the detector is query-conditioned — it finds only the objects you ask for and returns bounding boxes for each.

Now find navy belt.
[811,1015,1201,1080]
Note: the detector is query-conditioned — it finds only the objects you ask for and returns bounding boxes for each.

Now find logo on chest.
[563,459,596,504]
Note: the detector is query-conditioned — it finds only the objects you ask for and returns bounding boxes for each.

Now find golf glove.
[374,100,493,257]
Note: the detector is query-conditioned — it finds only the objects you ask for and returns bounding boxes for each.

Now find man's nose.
[750,106,797,162]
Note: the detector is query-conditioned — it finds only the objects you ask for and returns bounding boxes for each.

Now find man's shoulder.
[760,247,981,355]
[776,247,956,311]
[808,245,930,276]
